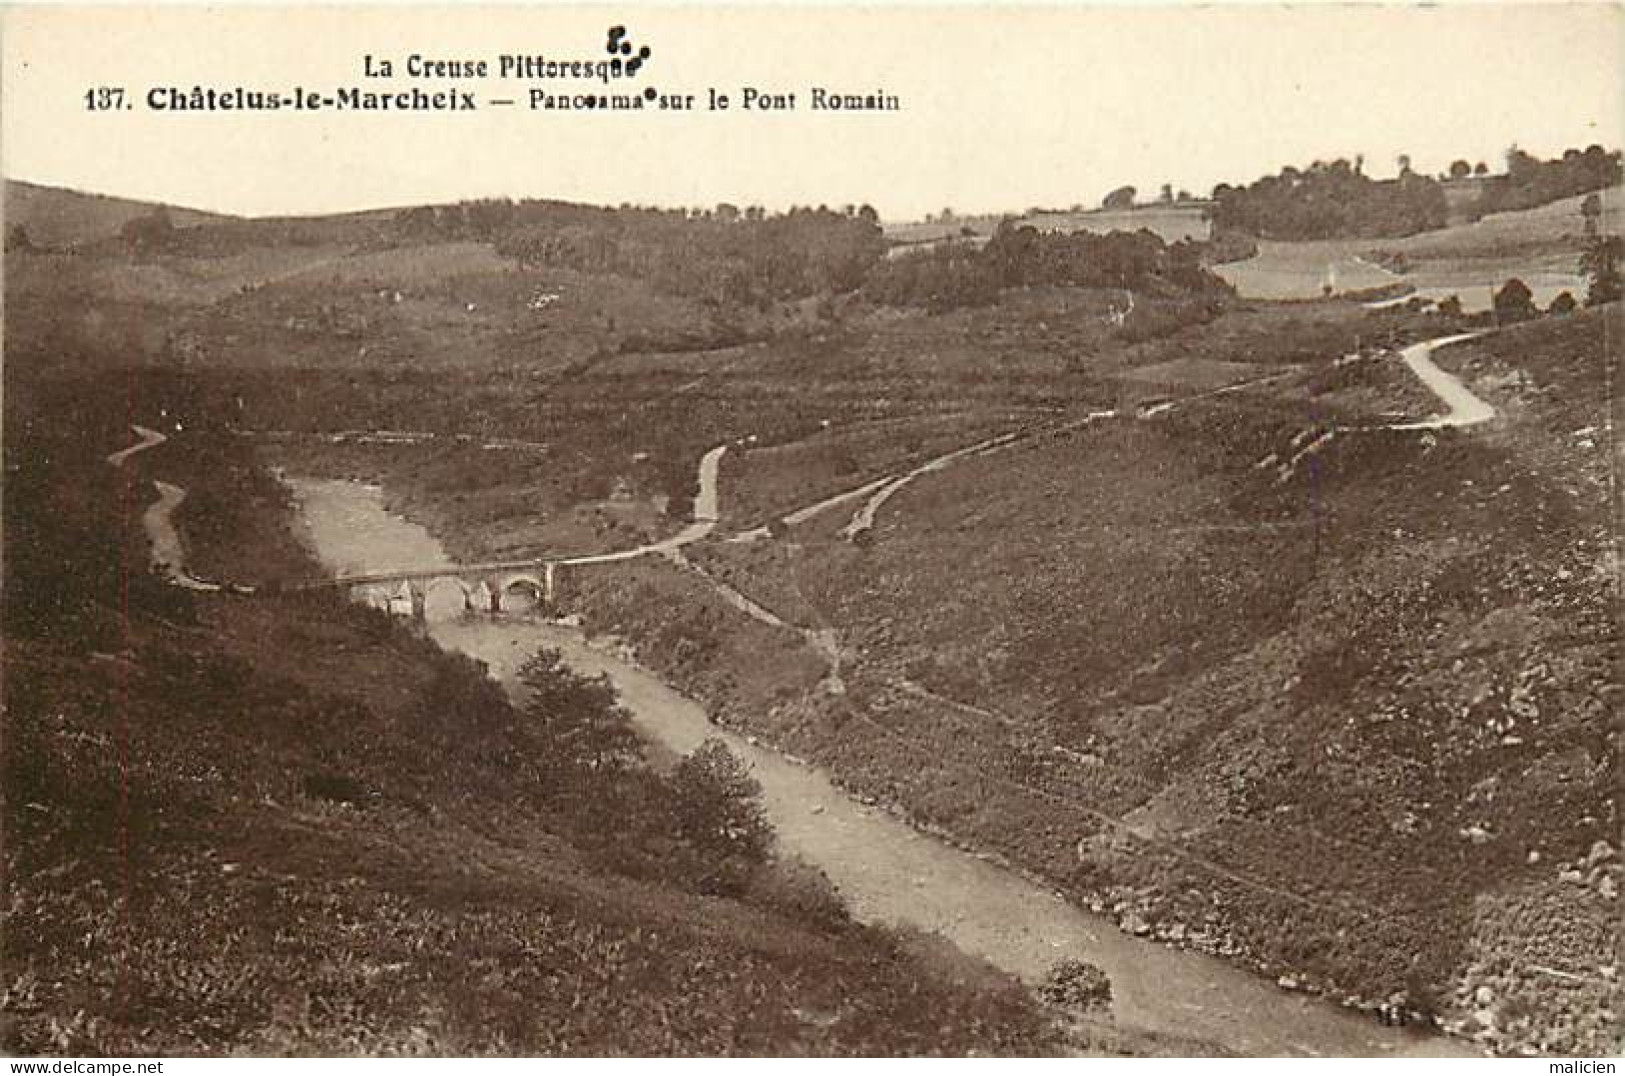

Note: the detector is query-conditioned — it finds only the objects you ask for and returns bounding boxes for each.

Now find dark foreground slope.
[1,373,1067,1056]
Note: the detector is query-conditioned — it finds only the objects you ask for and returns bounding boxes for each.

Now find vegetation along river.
[284,474,1470,1059]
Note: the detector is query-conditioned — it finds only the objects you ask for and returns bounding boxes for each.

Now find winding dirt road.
[105,424,168,466]
[107,424,226,591]
[1262,332,1496,482]
[1388,333,1494,429]
[143,481,222,591]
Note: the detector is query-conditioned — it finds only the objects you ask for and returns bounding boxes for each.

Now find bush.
[1492,278,1538,324]
[1039,959,1113,1011]
[746,856,852,929]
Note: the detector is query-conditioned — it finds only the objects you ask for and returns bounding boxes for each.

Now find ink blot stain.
[644,87,657,101]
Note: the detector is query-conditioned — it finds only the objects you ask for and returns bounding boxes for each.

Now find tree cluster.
[411,200,891,309]
[861,224,1234,312]
[1473,145,1621,218]
[517,651,775,895]
[1207,159,1448,239]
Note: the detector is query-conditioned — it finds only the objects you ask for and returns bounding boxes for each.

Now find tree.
[670,738,773,893]
[1582,235,1622,306]
[518,649,642,783]
[1473,161,1488,177]
[5,223,34,252]
[1159,183,1174,204]
[121,206,174,252]
[1102,185,1136,210]
[1581,192,1603,238]
[1492,277,1538,324]
[1448,160,1472,180]
[1437,294,1463,318]
[1548,291,1578,315]
[1396,154,1413,177]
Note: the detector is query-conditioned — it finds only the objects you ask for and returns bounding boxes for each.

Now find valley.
[5,157,1620,1057]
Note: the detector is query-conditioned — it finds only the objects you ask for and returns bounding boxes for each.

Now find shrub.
[747,856,852,929]
[1039,959,1113,1011]
[1492,278,1538,324]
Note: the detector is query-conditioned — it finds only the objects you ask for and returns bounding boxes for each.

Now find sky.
[3,3,1622,221]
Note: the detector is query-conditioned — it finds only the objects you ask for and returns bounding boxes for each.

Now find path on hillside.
[830,364,1300,542]
[1263,332,1495,482]
[107,424,227,591]
[105,424,168,466]
[554,443,729,566]
[1388,333,1495,429]
[143,481,222,591]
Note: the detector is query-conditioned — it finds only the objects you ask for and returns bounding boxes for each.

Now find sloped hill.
[1375,184,1624,263]
[4,180,230,248]
[0,381,1068,1056]
[568,305,1622,1056]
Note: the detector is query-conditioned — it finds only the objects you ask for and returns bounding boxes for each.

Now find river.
[284,474,1470,1058]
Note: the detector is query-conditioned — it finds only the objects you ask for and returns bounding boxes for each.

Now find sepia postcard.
[2,2,1621,1063]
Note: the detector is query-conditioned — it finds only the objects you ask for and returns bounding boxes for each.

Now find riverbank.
[286,474,1470,1058]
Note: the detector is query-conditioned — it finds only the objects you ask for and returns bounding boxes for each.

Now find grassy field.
[884,204,1213,248]
[1216,186,1623,310]
[1019,204,1212,244]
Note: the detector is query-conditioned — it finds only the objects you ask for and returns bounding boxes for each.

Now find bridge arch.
[497,571,548,612]
[419,576,476,618]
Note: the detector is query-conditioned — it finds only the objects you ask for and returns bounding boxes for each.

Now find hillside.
[4,180,230,248]
[555,305,1623,1056]
[1,372,1077,1056]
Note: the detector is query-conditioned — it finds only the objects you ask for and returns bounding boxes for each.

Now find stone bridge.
[298,562,563,620]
